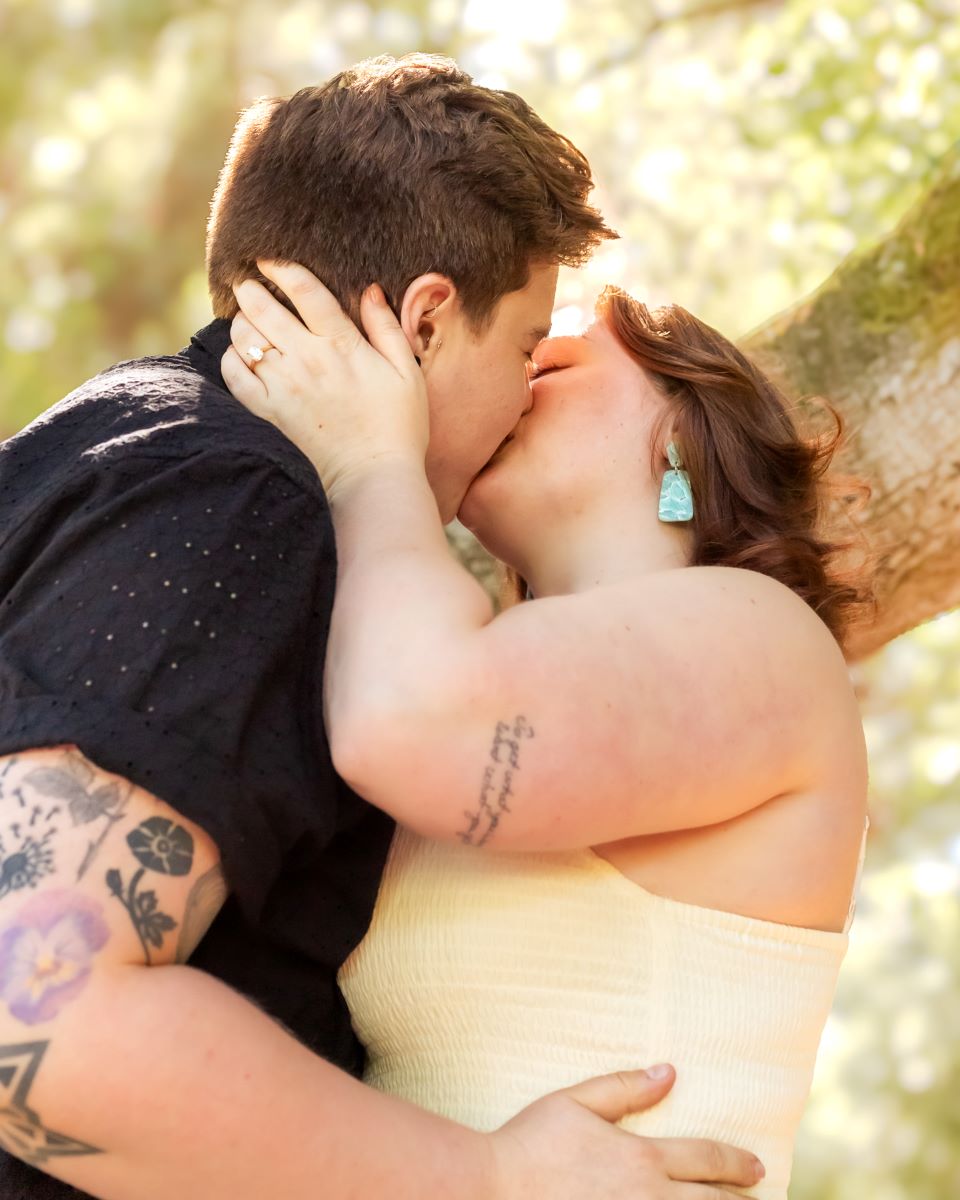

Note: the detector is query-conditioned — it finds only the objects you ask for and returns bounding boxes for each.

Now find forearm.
[325,462,493,736]
[11,961,493,1200]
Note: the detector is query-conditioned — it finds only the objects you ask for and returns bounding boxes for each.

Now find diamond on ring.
[247,345,265,364]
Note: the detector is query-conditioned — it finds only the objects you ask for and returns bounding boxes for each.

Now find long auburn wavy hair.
[504,286,875,653]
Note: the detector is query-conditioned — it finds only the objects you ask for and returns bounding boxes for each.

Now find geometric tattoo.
[457,715,535,847]
[105,817,194,965]
[0,1040,103,1166]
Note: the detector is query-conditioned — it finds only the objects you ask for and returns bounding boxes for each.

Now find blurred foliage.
[2,0,958,1195]
[798,613,960,1199]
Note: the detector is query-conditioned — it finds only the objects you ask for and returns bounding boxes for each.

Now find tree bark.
[450,146,960,661]
[744,144,960,660]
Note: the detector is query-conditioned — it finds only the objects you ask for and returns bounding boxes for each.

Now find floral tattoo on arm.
[106,817,193,965]
[0,891,110,1026]
[19,748,132,884]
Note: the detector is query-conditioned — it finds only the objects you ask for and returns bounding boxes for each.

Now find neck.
[519,503,693,598]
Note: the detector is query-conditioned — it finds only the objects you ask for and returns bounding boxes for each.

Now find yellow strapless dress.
[339,828,863,1199]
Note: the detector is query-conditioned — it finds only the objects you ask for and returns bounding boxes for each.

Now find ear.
[398,273,458,364]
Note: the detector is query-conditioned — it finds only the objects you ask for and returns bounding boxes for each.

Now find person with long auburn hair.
[225,261,874,1200]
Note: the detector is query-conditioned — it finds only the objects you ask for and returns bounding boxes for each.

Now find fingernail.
[645,1064,672,1080]
[754,1159,766,1180]
[368,283,385,304]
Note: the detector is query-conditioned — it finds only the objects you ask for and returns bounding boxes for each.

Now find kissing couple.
[0,52,869,1200]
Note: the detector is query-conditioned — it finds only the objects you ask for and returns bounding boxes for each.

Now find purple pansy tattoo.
[0,890,110,1025]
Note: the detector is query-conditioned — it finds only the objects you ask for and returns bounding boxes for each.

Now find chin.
[458,463,528,570]
[457,458,501,533]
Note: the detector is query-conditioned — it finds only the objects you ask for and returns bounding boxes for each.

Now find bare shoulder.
[597,568,867,928]
[617,564,864,786]
[646,562,837,629]
[620,564,853,682]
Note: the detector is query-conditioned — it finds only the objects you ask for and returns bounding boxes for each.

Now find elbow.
[327,711,376,794]
[327,693,416,801]
[327,690,463,841]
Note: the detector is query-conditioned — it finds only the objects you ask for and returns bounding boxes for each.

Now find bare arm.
[0,747,763,1199]
[0,746,489,1199]
[322,466,845,851]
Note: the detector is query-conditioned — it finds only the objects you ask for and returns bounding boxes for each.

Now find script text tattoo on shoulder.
[457,716,535,847]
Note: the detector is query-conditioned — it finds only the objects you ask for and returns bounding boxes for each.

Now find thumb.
[359,284,419,375]
[561,1064,675,1123]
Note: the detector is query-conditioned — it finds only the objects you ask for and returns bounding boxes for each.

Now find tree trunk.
[451,146,960,661]
[744,144,960,660]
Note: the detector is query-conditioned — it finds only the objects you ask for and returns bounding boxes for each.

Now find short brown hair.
[206,54,614,324]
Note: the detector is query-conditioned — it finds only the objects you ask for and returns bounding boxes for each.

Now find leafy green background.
[2,1,958,1193]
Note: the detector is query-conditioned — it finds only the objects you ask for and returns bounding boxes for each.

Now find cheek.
[470,360,529,440]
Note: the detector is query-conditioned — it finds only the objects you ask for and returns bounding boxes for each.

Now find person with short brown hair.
[0,53,761,1200]
[208,53,612,325]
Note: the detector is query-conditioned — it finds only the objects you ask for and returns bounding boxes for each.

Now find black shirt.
[0,320,395,1198]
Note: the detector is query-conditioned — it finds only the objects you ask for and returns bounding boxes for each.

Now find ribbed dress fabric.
[340,829,860,1199]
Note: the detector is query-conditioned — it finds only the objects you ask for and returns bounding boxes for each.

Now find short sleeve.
[0,449,336,919]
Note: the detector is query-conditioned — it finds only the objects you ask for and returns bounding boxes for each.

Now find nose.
[532,333,576,364]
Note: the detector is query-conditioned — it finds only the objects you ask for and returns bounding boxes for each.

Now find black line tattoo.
[0,1041,102,1166]
[105,817,194,964]
[105,867,177,965]
[0,758,59,901]
[0,830,55,902]
[17,747,132,882]
[126,816,195,877]
[175,865,228,963]
[457,716,535,847]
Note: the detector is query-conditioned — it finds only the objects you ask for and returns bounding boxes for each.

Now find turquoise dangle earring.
[658,441,694,523]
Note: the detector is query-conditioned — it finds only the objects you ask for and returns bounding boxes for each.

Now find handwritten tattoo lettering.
[175,865,228,964]
[0,1040,102,1166]
[458,716,535,847]
[0,891,110,1026]
[106,817,193,964]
